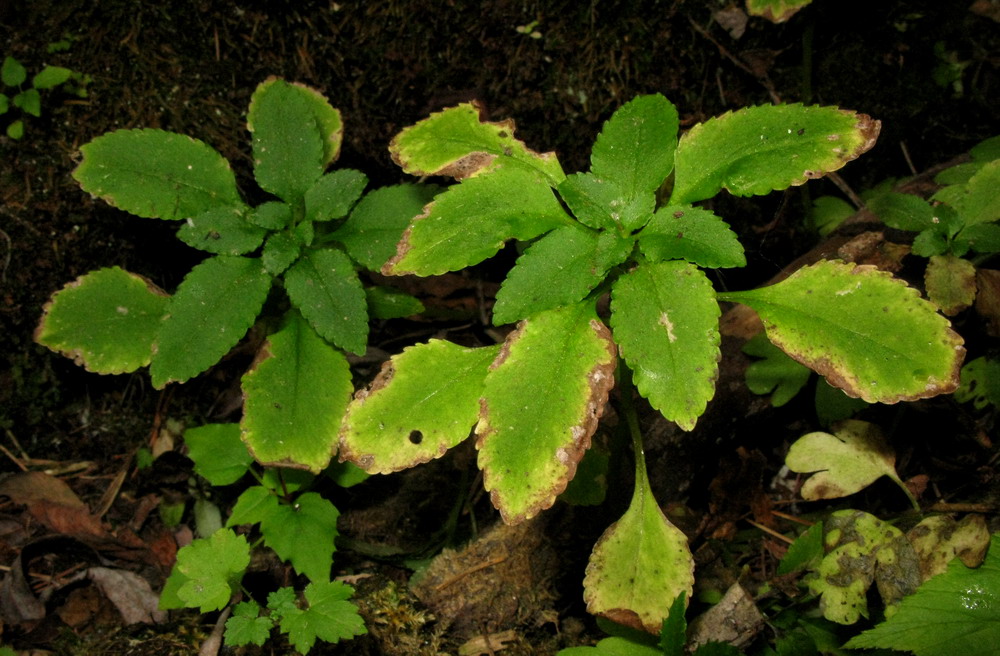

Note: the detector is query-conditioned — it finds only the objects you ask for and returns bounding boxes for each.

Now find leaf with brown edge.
[476,302,616,524]
[389,101,564,184]
[925,254,977,316]
[719,260,965,403]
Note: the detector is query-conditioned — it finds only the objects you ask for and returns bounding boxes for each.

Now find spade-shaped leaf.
[241,310,352,472]
[846,533,1000,656]
[671,104,879,205]
[389,101,564,184]
[339,340,500,473]
[382,164,571,276]
[35,266,168,374]
[283,248,367,355]
[583,458,695,634]
[185,423,254,486]
[611,261,721,431]
[150,256,272,388]
[493,226,633,325]
[258,492,340,583]
[73,129,243,220]
[719,260,965,403]
[476,302,617,524]
[786,420,905,500]
[247,78,341,202]
[807,510,921,625]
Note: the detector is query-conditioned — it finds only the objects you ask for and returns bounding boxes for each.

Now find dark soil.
[1,1,998,654]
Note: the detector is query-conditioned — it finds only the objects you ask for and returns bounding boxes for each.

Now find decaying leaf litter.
[3,1,1000,654]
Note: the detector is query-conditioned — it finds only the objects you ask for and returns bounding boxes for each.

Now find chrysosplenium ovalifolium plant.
[337,95,965,632]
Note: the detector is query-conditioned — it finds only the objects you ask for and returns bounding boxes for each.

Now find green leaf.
[73,129,243,220]
[814,378,869,427]
[1,56,26,86]
[283,248,367,354]
[558,637,662,656]
[277,581,366,653]
[262,231,302,276]
[583,464,694,634]
[671,104,879,205]
[184,423,253,486]
[248,201,292,230]
[6,119,23,139]
[267,586,299,616]
[559,439,610,506]
[660,592,688,656]
[364,286,424,319]
[786,420,905,500]
[150,256,272,388]
[333,183,439,270]
[324,461,369,488]
[933,160,1000,226]
[176,205,265,255]
[15,88,40,116]
[32,65,73,89]
[389,101,564,184]
[304,169,368,223]
[0,93,8,115]
[777,521,824,575]
[35,266,168,374]
[742,333,812,407]
[638,205,746,268]
[746,0,813,23]
[241,310,352,473]
[171,529,250,613]
[807,510,921,625]
[382,164,571,276]
[493,226,633,325]
[590,94,679,197]
[340,340,500,473]
[227,484,276,527]
[846,533,1000,655]
[955,356,1000,409]
[225,600,273,647]
[867,192,938,232]
[557,173,655,232]
[811,195,855,236]
[719,260,965,403]
[959,222,1000,253]
[477,302,617,524]
[259,493,339,583]
[247,78,340,202]
[925,254,977,316]
[611,261,720,431]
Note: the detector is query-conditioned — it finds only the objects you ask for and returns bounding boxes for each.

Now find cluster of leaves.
[159,422,367,653]
[337,93,963,633]
[35,77,432,473]
[1,54,89,139]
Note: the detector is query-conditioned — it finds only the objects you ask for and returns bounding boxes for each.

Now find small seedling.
[35,77,433,473]
[338,95,964,632]
[1,54,89,139]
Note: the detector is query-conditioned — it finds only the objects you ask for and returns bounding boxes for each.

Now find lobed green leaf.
[477,303,617,524]
[241,310,353,472]
[389,101,564,184]
[720,260,965,403]
[35,266,168,374]
[382,164,571,276]
[278,581,367,652]
[493,226,633,325]
[611,261,721,431]
[74,129,242,220]
[340,340,500,473]
[150,256,272,388]
[742,333,812,407]
[259,492,340,584]
[283,248,367,354]
[671,104,879,205]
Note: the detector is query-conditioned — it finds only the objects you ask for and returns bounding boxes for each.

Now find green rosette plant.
[338,96,965,633]
[35,77,433,473]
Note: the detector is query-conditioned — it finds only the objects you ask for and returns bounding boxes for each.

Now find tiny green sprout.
[36,77,435,473]
[340,94,964,633]
[1,54,89,139]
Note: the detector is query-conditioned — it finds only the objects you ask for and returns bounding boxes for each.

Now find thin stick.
[746,519,794,545]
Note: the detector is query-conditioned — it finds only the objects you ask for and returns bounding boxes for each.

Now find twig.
[746,519,794,545]
[826,171,865,210]
[433,553,508,592]
[199,604,232,656]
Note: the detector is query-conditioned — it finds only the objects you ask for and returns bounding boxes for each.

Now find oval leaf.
[638,205,746,268]
[241,311,352,473]
[720,260,965,403]
[583,470,694,634]
[590,94,679,197]
[284,248,368,355]
[611,261,721,430]
[476,303,617,524]
[671,104,880,205]
[339,340,501,473]
[73,129,242,220]
[389,101,564,184]
[177,205,265,255]
[150,256,272,388]
[35,267,168,374]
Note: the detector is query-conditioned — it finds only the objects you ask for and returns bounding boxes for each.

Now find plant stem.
[616,360,651,501]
